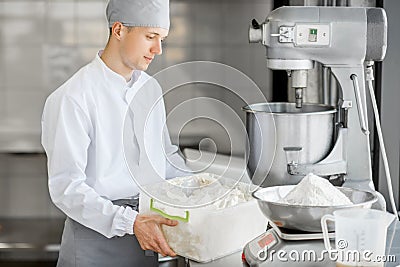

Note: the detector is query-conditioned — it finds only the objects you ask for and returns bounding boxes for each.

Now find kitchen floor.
[0,153,184,266]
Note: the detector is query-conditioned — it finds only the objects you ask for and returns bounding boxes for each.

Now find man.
[41,0,188,266]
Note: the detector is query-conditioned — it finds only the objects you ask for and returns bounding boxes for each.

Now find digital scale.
[242,221,335,267]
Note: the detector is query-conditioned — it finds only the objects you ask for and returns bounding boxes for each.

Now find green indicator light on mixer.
[309,28,318,42]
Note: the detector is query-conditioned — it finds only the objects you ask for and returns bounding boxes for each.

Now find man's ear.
[111,22,124,40]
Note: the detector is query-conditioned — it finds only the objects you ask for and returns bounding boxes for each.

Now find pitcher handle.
[321,214,335,252]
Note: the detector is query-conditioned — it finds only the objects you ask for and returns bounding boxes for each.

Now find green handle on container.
[150,199,190,223]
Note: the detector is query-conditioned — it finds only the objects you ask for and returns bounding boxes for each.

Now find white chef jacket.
[41,52,188,238]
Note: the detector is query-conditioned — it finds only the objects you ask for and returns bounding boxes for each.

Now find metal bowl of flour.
[253,185,377,232]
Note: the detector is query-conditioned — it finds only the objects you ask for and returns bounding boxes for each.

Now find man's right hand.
[133,214,178,257]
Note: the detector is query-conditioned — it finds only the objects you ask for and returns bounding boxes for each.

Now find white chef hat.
[106,0,170,30]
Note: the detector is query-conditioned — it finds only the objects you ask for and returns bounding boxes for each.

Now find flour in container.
[281,173,353,206]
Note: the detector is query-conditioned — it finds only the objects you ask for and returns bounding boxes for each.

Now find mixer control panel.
[294,24,330,46]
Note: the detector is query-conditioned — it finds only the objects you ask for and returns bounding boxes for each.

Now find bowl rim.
[242,102,337,115]
[252,185,378,209]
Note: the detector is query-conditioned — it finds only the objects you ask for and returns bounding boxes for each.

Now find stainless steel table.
[0,218,64,262]
[189,220,400,267]
[189,252,243,267]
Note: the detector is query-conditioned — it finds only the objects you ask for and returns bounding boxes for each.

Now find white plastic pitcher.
[321,209,395,267]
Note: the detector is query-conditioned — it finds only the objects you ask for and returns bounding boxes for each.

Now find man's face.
[119,26,168,71]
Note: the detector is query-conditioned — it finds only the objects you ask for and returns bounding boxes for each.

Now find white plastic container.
[139,174,268,263]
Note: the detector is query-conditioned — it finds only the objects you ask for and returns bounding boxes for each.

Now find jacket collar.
[94,50,141,89]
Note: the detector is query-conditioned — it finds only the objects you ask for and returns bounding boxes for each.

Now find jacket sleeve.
[155,97,191,179]
[163,127,192,179]
[41,94,137,238]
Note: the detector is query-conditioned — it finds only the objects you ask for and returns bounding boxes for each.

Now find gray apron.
[56,199,158,267]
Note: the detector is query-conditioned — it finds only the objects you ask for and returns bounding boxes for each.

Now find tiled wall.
[0,153,64,218]
[0,0,108,152]
[0,0,272,218]
[0,0,272,154]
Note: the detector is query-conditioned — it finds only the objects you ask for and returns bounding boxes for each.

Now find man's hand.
[133,214,178,257]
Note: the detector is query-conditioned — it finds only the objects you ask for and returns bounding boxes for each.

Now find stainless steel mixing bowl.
[243,103,336,188]
[253,185,377,232]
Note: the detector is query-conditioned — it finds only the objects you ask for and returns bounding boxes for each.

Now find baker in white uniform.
[41,0,189,266]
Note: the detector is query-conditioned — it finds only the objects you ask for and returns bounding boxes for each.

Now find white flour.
[141,174,265,262]
[282,173,353,206]
[144,173,253,209]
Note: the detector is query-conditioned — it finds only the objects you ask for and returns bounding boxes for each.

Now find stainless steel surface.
[291,69,308,108]
[0,153,64,265]
[0,218,64,261]
[294,88,303,108]
[189,219,400,266]
[267,221,335,241]
[0,153,63,218]
[188,252,242,267]
[159,256,187,267]
[253,185,377,232]
[243,103,336,187]
[286,127,347,177]
[183,150,398,267]
[0,0,273,154]
[240,219,400,267]
[0,216,186,266]
[379,0,400,211]
[248,6,390,210]
[351,74,370,135]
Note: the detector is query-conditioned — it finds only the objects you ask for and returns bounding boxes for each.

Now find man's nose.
[151,40,162,55]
